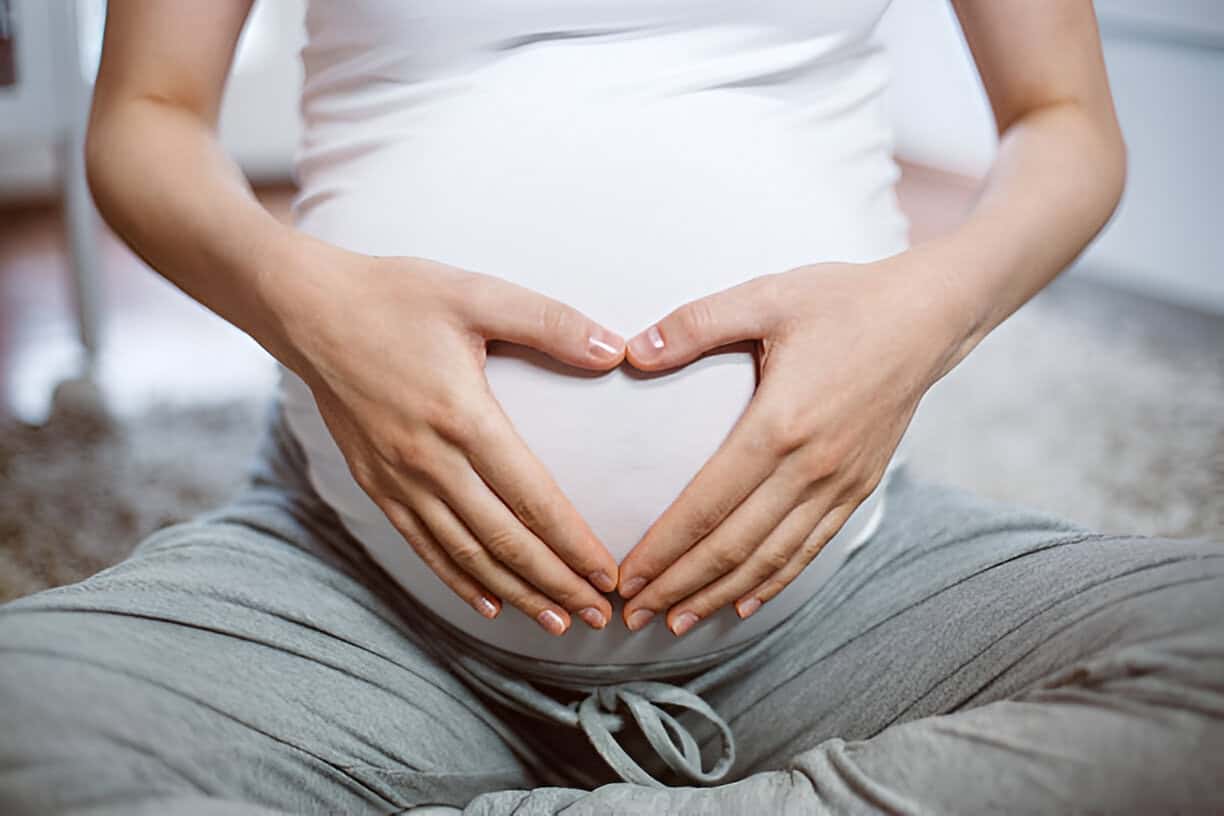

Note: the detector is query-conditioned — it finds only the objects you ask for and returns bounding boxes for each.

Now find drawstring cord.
[415,635,737,787]
[576,680,735,786]
[384,460,904,788]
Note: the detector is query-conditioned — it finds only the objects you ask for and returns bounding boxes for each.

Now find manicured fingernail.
[474,597,499,619]
[620,576,646,599]
[628,325,664,359]
[588,331,623,360]
[578,607,607,629]
[670,611,699,637]
[537,609,567,635]
[589,570,616,593]
[626,608,655,631]
[736,598,762,619]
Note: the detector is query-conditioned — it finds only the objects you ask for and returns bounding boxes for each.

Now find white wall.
[0,0,304,201]
[1081,30,1223,312]
[876,0,1224,314]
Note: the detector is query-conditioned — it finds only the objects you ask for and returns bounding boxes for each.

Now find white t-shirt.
[280,0,911,664]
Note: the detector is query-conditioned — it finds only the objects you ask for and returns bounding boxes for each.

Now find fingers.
[463,402,621,595]
[407,488,603,635]
[621,469,803,631]
[462,276,626,370]
[731,501,859,616]
[625,274,781,371]
[430,442,614,629]
[669,499,857,636]
[379,496,502,621]
[617,396,779,603]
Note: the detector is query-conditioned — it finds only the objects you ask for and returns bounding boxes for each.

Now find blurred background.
[1,0,1221,600]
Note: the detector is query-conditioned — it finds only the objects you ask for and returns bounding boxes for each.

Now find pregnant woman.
[2,1,1222,814]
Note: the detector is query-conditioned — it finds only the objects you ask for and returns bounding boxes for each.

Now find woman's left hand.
[616,254,967,636]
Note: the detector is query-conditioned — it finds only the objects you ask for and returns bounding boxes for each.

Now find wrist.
[868,245,973,388]
[249,227,359,382]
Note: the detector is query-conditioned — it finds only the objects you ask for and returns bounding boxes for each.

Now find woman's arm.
[85,1,308,371]
[918,0,1127,377]
[88,0,627,635]
[614,0,1126,634]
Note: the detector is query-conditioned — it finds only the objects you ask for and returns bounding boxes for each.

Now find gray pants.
[2,403,1222,815]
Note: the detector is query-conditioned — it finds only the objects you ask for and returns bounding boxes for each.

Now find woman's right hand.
[278,245,624,635]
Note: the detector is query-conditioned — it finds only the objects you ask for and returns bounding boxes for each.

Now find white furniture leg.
[59,126,102,367]
[51,0,103,370]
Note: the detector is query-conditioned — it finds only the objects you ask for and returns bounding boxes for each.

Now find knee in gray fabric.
[1032,560,1224,717]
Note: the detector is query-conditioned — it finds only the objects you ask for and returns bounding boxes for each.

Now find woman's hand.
[608,0,1128,640]
[615,254,968,636]
[281,246,625,635]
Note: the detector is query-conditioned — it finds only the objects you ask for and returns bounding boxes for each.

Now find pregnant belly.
[281,346,891,666]
[282,81,907,664]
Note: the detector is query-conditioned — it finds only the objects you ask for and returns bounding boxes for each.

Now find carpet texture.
[2,277,1222,604]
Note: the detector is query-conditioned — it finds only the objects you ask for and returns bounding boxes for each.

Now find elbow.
[1075,103,1128,229]
[83,105,116,225]
[83,95,149,232]
[1070,99,1128,224]
[83,136,104,210]
[1090,89,1128,222]
[1107,126,1128,220]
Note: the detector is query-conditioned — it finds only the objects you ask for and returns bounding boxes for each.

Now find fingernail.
[628,325,664,359]
[578,607,607,629]
[670,611,699,637]
[626,608,655,631]
[736,597,762,619]
[588,331,623,361]
[620,576,646,599]
[589,570,616,593]
[537,609,567,635]
[474,597,498,619]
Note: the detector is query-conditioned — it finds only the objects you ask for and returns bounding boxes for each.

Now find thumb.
[627,275,778,371]
[463,275,625,371]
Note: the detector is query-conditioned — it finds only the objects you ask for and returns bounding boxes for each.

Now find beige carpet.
[2,276,1222,605]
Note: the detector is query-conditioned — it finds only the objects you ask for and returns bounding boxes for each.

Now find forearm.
[85,95,331,376]
[901,99,1127,380]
